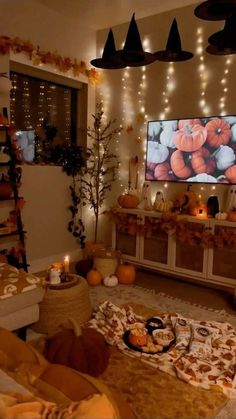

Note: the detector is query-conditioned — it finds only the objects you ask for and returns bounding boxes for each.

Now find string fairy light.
[218,56,234,116]
[159,61,176,120]
[196,27,211,115]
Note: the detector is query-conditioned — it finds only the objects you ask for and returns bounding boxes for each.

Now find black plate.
[123,330,174,354]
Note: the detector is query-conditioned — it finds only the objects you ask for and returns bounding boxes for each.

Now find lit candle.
[64,255,70,273]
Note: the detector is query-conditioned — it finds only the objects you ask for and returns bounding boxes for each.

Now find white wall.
[0,0,97,272]
[96,3,236,240]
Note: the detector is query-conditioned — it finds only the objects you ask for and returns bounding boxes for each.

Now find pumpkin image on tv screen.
[145,115,236,184]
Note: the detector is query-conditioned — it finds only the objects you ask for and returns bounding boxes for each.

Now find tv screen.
[145,115,236,184]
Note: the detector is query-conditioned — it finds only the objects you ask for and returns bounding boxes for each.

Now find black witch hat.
[194,0,236,21]
[115,13,156,67]
[90,29,126,69]
[206,11,236,54]
[155,19,194,62]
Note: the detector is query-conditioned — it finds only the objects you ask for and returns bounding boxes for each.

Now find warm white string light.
[218,56,234,116]
[196,27,211,115]
[159,61,176,120]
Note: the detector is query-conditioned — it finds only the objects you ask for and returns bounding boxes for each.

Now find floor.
[134,267,236,315]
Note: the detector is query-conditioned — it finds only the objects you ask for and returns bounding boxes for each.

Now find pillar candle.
[64,255,70,273]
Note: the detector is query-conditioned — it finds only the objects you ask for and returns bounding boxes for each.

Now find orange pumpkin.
[174,124,207,152]
[227,209,236,222]
[191,147,216,175]
[117,193,140,209]
[178,118,202,130]
[170,150,192,179]
[86,268,103,286]
[129,330,148,347]
[154,162,175,180]
[206,118,231,148]
[175,187,201,215]
[225,165,236,183]
[115,262,136,284]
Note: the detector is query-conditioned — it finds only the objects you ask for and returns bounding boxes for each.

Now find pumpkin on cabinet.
[115,262,136,285]
[227,209,236,222]
[154,199,173,213]
[86,268,103,286]
[175,187,200,215]
[173,124,207,152]
[206,118,231,148]
[215,212,228,221]
[117,193,140,209]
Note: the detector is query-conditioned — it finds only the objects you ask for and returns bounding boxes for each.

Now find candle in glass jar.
[64,255,70,273]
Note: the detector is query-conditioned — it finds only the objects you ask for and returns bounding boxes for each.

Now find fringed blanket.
[88,301,236,397]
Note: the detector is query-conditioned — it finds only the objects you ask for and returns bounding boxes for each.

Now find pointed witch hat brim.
[207,11,236,54]
[155,18,194,62]
[90,29,126,69]
[115,13,156,67]
[194,0,236,21]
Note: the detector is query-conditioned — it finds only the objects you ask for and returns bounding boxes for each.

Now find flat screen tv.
[145,115,236,184]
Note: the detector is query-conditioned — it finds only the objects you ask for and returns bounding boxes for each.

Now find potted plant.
[69,103,121,254]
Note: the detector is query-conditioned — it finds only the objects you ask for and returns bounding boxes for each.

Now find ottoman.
[32,274,92,334]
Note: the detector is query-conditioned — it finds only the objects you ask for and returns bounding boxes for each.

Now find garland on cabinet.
[106,209,236,248]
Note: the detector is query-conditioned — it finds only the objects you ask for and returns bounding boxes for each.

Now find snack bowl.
[152,329,175,347]
[128,323,148,347]
[146,316,164,334]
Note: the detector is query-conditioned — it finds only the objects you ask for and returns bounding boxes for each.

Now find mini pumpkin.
[174,124,207,152]
[170,150,192,179]
[86,268,103,286]
[215,212,228,220]
[154,199,173,213]
[103,274,118,287]
[115,262,136,285]
[117,193,140,209]
[191,147,216,175]
[206,118,231,148]
[227,209,236,222]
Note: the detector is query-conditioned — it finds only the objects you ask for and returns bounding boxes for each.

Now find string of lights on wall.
[159,62,176,121]
[219,56,234,116]
[196,27,211,116]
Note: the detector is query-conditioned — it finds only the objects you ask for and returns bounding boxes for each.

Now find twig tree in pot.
[75,103,121,256]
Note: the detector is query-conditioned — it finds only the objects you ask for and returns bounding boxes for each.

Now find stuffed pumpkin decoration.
[206,118,231,148]
[43,326,110,377]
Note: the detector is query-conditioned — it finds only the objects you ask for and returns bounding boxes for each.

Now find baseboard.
[28,249,83,274]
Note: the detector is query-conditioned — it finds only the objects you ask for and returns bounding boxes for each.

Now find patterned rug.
[89,285,236,419]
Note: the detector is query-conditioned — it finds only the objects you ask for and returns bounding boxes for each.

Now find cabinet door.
[112,213,140,262]
[208,224,236,285]
[139,216,171,269]
[172,220,208,278]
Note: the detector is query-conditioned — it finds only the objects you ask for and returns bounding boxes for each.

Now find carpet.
[89,285,236,419]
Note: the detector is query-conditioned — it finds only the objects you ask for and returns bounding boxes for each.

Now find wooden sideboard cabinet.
[111,208,236,295]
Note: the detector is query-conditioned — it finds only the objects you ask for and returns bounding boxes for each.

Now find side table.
[32,274,92,334]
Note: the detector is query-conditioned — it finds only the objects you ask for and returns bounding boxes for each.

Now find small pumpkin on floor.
[86,268,103,286]
[115,262,136,285]
[103,274,118,287]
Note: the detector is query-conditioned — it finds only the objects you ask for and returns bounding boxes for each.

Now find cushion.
[0,263,43,300]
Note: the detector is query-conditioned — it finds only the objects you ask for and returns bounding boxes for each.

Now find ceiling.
[37,0,199,30]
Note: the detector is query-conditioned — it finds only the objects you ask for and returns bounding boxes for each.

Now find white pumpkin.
[231,123,236,142]
[215,212,228,220]
[147,142,169,164]
[161,120,178,130]
[103,274,118,287]
[160,128,176,148]
[154,200,173,213]
[215,145,235,171]
[187,173,217,183]
[148,121,161,139]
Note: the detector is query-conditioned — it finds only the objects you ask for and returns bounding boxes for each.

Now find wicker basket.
[93,248,121,278]
[32,274,92,334]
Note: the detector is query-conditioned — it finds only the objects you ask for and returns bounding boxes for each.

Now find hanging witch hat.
[194,0,236,21]
[90,29,126,69]
[206,11,236,54]
[155,19,194,62]
[116,13,156,67]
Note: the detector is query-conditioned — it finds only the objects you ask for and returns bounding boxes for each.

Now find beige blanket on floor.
[99,303,229,419]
